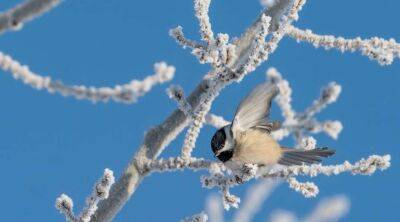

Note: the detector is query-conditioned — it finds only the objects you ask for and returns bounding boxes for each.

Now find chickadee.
[211,83,335,168]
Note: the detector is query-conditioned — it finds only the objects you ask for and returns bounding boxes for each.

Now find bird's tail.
[278,147,335,166]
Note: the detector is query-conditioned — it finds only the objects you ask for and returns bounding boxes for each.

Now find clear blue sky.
[1,0,399,221]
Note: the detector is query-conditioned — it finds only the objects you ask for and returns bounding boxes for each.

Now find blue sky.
[0,0,399,221]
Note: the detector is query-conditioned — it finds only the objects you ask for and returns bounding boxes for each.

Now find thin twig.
[0,0,61,34]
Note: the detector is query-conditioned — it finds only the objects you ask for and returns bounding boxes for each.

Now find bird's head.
[211,126,233,162]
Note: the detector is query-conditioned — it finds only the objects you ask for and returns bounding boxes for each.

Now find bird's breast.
[232,129,282,165]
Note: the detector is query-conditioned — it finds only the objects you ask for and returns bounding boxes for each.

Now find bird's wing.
[231,83,278,137]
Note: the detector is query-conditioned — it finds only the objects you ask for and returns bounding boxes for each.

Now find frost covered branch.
[201,164,258,210]
[55,194,76,222]
[180,80,221,159]
[0,0,61,34]
[200,154,389,202]
[171,0,307,70]
[205,113,230,128]
[300,136,317,150]
[182,212,209,222]
[238,15,272,74]
[167,82,223,159]
[194,0,214,44]
[267,68,343,141]
[286,177,319,198]
[286,25,400,65]
[168,83,228,159]
[167,85,229,128]
[143,157,216,173]
[169,26,206,50]
[167,85,195,118]
[222,0,306,82]
[55,169,115,222]
[300,81,341,119]
[264,154,391,178]
[170,27,236,68]
[0,51,175,103]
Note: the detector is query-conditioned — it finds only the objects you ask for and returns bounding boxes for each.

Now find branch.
[169,26,206,50]
[182,212,209,222]
[55,194,77,222]
[181,80,225,159]
[204,113,230,129]
[234,0,297,61]
[239,15,272,74]
[194,0,214,44]
[56,169,115,222]
[267,67,343,142]
[167,85,229,128]
[194,154,389,211]
[171,0,236,68]
[0,0,61,34]
[196,153,389,210]
[0,51,175,103]
[202,164,258,210]
[233,0,307,80]
[299,82,342,120]
[266,67,296,121]
[200,155,390,194]
[286,177,319,198]
[143,157,216,173]
[264,154,391,178]
[167,85,195,118]
[286,25,400,65]
[299,136,317,150]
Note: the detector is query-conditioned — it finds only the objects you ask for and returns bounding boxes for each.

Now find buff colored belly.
[232,129,282,165]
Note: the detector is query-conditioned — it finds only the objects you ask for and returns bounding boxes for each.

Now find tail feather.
[284,152,321,163]
[278,147,335,166]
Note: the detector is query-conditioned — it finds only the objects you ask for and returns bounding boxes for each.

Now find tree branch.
[286,25,400,65]
[0,51,175,104]
[0,0,61,34]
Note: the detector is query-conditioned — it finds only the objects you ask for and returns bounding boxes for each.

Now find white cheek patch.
[215,126,235,156]
[223,126,235,150]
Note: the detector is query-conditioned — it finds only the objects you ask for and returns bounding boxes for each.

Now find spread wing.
[231,83,278,137]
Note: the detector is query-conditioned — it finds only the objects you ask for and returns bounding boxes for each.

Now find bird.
[210,83,335,169]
